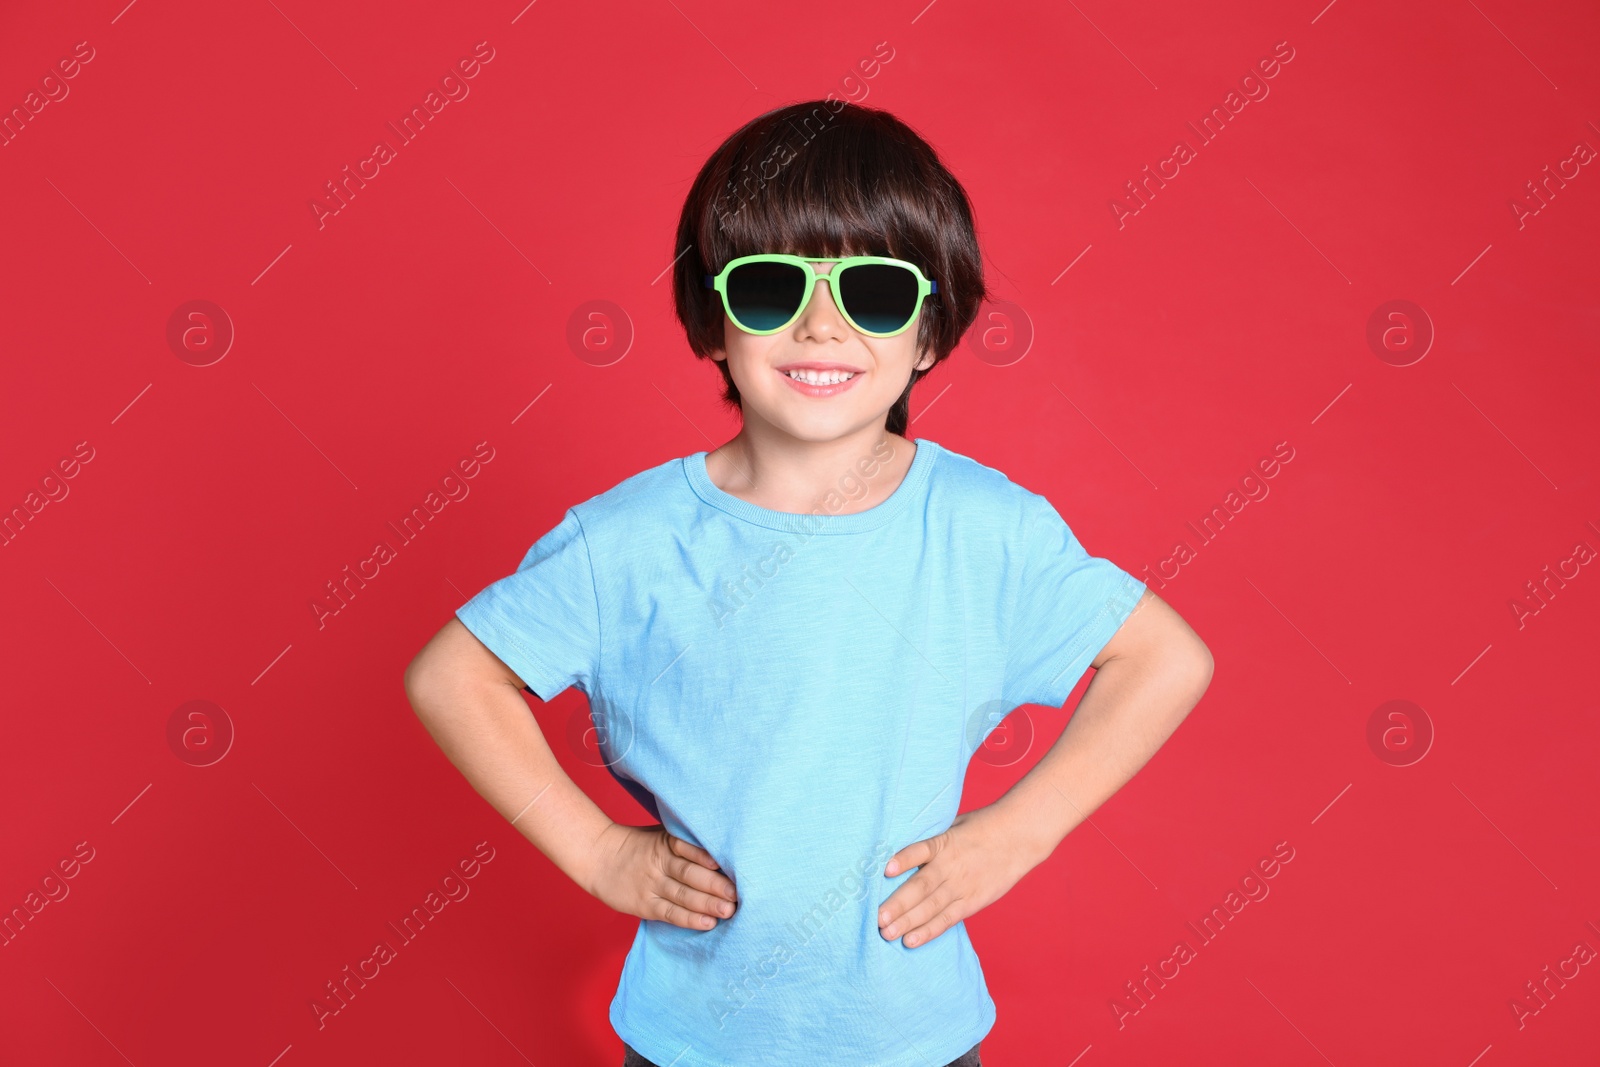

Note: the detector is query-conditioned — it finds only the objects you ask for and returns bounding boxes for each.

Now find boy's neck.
[704,424,918,516]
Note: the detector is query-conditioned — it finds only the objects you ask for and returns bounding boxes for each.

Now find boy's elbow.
[1183,640,1214,701]
[1156,602,1212,692]
[1193,639,1214,678]
[404,646,445,712]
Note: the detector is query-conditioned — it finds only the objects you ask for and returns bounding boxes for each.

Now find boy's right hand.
[585,822,739,931]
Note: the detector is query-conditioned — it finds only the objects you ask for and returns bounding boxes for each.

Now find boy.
[405,101,1212,1067]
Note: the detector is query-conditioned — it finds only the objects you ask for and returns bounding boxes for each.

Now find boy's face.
[709,260,936,443]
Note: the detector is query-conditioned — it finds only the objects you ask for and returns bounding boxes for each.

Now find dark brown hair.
[672,100,989,436]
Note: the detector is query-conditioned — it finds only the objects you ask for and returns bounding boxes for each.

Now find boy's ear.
[709,347,727,363]
[913,349,936,372]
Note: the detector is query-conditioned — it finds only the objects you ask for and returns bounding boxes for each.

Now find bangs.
[702,115,933,269]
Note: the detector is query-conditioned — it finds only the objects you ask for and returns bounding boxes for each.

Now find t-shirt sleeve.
[454,508,601,702]
[1003,495,1147,710]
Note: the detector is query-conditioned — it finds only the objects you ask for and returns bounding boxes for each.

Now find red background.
[3,1,1597,1064]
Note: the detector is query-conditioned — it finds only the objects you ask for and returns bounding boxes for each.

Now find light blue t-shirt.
[455,437,1146,1067]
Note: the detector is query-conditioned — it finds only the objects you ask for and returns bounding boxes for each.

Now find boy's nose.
[798,272,849,332]
[797,297,849,339]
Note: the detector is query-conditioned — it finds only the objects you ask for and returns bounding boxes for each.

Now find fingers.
[899,903,959,948]
[654,875,737,929]
[668,851,739,902]
[878,874,930,933]
[668,833,724,871]
[656,883,736,927]
[667,856,737,907]
[882,885,960,947]
[657,898,720,930]
[653,833,738,931]
[884,838,929,877]
[665,834,738,900]
[879,840,933,930]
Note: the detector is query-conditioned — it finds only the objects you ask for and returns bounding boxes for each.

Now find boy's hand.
[585,822,739,931]
[877,804,1040,949]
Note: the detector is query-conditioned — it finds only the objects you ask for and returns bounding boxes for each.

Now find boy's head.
[673,101,988,440]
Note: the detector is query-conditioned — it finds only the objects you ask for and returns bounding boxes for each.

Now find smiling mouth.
[783,368,856,384]
[776,365,863,397]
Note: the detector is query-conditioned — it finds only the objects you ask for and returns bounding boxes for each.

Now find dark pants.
[622,1041,982,1067]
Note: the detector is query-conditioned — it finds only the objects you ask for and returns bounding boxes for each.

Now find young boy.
[405,101,1212,1067]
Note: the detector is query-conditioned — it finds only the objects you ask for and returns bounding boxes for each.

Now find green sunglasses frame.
[703,254,939,338]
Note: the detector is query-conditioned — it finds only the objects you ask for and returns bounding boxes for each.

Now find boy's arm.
[994,586,1212,863]
[876,586,1210,949]
[407,619,743,932]
[404,617,614,896]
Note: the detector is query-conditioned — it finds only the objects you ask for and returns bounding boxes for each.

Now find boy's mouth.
[776,363,863,397]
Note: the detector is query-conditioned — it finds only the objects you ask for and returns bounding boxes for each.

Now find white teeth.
[786,369,855,384]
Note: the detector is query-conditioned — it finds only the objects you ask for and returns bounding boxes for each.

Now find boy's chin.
[761,409,885,444]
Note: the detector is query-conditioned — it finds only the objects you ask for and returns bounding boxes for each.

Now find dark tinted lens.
[725,260,809,331]
[837,263,920,334]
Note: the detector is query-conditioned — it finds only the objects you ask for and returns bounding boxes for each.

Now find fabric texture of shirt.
[454,437,1147,1067]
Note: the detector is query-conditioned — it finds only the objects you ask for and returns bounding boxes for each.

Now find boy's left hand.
[877,803,1044,949]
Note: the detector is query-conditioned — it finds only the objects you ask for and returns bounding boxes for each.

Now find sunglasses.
[703,254,938,338]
